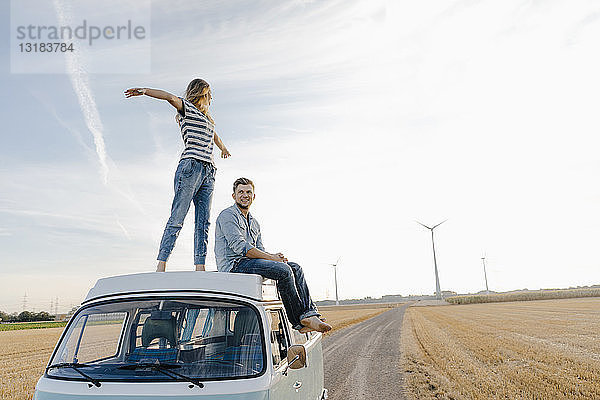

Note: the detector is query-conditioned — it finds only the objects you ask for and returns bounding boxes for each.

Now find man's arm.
[246,247,287,263]
[220,218,255,256]
[219,215,286,262]
[249,223,287,262]
[255,230,265,252]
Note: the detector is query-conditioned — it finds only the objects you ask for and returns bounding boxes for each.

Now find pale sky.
[1,0,600,313]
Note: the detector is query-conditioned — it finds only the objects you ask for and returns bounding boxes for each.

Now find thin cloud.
[116,219,132,240]
[0,207,104,224]
[53,0,110,185]
[29,88,94,156]
[30,87,149,225]
[566,11,600,46]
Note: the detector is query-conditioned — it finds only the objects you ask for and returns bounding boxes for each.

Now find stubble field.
[402,297,600,399]
[0,304,395,400]
[0,326,63,400]
[318,303,400,334]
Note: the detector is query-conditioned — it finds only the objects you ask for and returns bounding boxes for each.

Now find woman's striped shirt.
[176,98,215,165]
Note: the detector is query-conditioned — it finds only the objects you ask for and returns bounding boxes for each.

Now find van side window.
[267,309,289,367]
[59,312,127,364]
[179,308,210,346]
[229,310,237,333]
[288,321,309,344]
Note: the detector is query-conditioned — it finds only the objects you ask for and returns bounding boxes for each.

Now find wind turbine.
[328,257,341,306]
[417,220,447,300]
[481,256,490,294]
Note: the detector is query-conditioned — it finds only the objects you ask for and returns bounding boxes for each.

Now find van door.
[305,331,325,399]
[288,321,317,399]
[267,309,302,399]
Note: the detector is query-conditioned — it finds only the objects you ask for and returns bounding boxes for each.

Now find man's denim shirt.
[215,204,265,272]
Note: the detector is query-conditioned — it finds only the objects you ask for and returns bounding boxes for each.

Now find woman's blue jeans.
[232,259,320,330]
[157,158,215,265]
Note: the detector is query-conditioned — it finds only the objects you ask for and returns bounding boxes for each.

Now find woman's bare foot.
[300,316,332,333]
[156,261,166,272]
[195,264,205,271]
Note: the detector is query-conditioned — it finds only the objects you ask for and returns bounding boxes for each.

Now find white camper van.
[34,272,328,400]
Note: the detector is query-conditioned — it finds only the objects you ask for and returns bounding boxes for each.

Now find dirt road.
[322,304,410,400]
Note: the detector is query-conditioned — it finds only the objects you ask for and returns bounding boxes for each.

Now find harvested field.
[319,303,402,334]
[0,327,63,400]
[402,298,600,399]
[0,323,124,400]
[0,304,395,399]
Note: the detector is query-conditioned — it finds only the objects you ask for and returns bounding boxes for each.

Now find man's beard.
[235,200,249,210]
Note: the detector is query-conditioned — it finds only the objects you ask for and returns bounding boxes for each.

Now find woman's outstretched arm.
[124,87,183,112]
[214,133,231,158]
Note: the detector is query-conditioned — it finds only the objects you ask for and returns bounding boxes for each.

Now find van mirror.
[287,344,307,370]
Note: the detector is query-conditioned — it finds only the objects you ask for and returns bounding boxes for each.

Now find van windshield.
[47,298,265,381]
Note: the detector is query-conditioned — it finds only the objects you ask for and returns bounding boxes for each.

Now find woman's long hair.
[178,78,215,124]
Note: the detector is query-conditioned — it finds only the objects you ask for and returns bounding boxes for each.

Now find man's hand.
[246,247,288,263]
[272,252,288,263]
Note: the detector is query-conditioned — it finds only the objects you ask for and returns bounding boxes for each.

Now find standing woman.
[125,79,230,272]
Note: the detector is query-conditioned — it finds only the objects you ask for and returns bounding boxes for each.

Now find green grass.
[447,288,600,305]
[0,321,67,331]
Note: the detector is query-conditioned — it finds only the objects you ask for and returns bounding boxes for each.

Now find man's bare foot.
[156,261,166,272]
[300,316,332,333]
[195,264,205,271]
[299,326,315,334]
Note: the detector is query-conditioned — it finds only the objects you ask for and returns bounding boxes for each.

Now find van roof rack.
[83,271,279,304]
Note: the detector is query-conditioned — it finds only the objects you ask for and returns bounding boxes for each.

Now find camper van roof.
[83,271,278,304]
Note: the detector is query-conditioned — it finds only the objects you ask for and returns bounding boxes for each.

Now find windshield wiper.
[47,363,101,388]
[118,362,204,388]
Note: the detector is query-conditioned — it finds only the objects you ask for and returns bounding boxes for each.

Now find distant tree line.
[0,310,55,322]
[446,287,600,305]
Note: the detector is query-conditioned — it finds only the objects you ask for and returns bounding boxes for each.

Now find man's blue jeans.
[157,158,215,265]
[232,258,320,330]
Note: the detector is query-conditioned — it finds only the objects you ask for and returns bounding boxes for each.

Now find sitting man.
[215,177,331,333]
